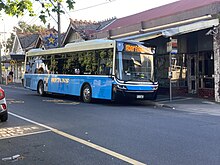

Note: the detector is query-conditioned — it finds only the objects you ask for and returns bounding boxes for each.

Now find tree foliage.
[6,33,15,53]
[5,21,47,52]
[14,21,47,33]
[0,0,75,23]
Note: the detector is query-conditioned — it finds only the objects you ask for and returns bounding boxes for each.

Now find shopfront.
[119,19,219,100]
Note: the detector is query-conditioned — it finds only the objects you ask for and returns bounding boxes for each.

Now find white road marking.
[9,112,146,165]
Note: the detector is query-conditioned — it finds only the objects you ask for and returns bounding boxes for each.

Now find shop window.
[204,78,214,88]
[191,58,195,76]
[191,80,195,90]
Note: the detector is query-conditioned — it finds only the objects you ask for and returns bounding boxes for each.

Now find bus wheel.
[82,84,92,103]
[38,81,45,96]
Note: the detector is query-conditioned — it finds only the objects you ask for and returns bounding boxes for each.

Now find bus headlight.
[117,85,127,90]
[113,84,127,92]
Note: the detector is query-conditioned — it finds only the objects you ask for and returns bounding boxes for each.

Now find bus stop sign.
[167,39,178,54]
[10,60,16,66]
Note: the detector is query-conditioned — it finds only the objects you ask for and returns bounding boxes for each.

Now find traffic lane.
[5,87,148,164]
[0,114,130,165]
[9,100,220,165]
[1,131,129,165]
[59,103,220,165]
[5,86,220,165]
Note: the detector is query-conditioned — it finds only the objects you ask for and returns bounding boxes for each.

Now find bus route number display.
[125,44,144,53]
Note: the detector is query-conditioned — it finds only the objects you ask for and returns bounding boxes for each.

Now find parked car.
[0,87,8,122]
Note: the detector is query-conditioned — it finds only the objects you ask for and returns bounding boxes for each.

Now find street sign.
[167,39,178,54]
[10,60,16,66]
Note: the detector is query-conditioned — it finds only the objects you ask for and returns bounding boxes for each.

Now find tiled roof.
[18,33,39,49]
[68,18,116,39]
[103,0,220,31]
[17,28,64,50]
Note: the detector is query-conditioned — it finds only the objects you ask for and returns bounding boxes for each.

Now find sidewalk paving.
[1,82,23,88]
[156,95,220,116]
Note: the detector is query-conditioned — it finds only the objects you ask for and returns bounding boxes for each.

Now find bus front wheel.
[38,81,45,96]
[82,84,92,103]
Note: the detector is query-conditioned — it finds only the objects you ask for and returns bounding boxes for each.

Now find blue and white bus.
[24,39,158,102]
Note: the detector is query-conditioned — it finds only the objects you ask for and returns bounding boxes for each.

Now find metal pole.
[169,37,172,102]
[57,2,61,48]
[169,51,172,102]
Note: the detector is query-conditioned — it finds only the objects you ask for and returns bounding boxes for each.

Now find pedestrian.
[8,70,13,83]
[9,70,13,78]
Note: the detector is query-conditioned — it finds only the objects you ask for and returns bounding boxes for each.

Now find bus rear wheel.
[82,84,92,103]
[38,81,45,96]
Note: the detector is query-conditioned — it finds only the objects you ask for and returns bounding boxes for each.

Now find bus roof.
[27,39,116,57]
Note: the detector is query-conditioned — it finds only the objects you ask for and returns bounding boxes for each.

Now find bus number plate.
[137,95,144,99]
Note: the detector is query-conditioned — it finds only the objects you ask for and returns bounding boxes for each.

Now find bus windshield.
[115,42,154,82]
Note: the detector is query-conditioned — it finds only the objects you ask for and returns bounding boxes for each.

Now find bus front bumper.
[112,85,158,101]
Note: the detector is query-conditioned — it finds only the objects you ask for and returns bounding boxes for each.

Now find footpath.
[156,95,220,116]
[2,82,220,116]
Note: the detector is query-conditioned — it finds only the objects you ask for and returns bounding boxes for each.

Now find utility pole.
[57,2,61,47]
[48,0,61,47]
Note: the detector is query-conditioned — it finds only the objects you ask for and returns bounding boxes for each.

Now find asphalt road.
[0,85,220,165]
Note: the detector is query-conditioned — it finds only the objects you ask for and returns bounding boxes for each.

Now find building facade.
[90,0,220,102]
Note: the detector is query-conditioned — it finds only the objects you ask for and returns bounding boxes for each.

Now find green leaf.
[66,0,75,10]
[39,14,47,24]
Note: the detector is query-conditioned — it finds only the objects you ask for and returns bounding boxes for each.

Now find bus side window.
[34,68,38,74]
[100,64,106,75]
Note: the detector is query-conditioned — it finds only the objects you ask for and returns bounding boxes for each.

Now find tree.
[6,33,15,53]
[14,21,47,33]
[0,0,75,23]
[5,22,47,52]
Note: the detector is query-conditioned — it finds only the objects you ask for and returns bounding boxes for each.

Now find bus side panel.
[48,75,75,95]
[24,74,47,91]
[47,75,113,100]
[90,77,113,100]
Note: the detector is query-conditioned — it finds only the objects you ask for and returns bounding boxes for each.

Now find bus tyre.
[82,84,92,103]
[38,81,45,96]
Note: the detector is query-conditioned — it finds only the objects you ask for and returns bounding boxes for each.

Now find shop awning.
[120,19,219,41]
[162,18,219,37]
[10,54,25,61]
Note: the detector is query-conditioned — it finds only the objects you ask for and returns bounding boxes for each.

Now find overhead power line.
[67,0,116,13]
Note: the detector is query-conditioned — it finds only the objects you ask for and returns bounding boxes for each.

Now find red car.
[0,87,8,122]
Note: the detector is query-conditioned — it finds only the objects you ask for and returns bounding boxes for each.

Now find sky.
[0,0,178,40]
